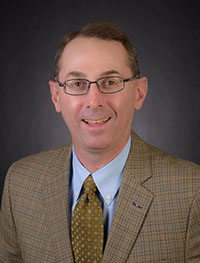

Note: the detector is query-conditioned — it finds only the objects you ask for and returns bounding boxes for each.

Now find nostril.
[86,104,103,109]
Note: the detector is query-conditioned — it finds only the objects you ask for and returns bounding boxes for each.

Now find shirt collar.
[72,137,131,205]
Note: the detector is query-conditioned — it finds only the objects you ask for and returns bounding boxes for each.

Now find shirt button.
[106,194,111,200]
[75,192,78,197]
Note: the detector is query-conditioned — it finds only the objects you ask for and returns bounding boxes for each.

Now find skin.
[49,37,148,172]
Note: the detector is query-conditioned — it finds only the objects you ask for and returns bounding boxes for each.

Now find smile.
[82,117,111,124]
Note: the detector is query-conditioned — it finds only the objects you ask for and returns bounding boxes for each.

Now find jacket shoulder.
[13,144,71,166]
[148,142,200,172]
[132,131,200,173]
[6,144,72,185]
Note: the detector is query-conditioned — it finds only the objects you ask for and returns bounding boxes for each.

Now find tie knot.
[83,175,96,194]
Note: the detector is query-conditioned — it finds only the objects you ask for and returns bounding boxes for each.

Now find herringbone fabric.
[71,175,104,263]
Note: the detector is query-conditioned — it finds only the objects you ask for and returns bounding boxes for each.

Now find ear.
[134,77,148,110]
[49,80,61,113]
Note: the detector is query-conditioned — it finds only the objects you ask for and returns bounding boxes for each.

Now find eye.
[102,77,120,89]
[67,79,88,89]
[105,79,117,86]
[73,81,84,87]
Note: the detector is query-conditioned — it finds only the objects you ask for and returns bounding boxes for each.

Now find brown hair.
[54,22,140,78]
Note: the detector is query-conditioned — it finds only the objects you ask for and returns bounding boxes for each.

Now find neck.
[73,139,130,173]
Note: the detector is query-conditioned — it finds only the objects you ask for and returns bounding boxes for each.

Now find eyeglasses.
[56,76,138,96]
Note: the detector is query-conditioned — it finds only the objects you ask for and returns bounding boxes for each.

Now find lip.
[82,117,111,124]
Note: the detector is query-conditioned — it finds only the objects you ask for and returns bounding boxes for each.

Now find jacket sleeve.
[0,167,23,262]
[186,191,200,262]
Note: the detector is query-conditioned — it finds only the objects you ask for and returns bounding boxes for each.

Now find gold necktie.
[71,175,104,262]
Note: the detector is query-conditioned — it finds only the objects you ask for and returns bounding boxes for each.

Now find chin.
[84,138,112,152]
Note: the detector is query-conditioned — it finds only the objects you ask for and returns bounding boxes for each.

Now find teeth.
[84,117,110,124]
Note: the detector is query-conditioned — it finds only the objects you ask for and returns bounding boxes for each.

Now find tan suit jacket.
[0,132,200,262]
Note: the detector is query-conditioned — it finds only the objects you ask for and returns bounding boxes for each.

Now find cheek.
[59,96,82,123]
[115,91,136,123]
[112,90,136,113]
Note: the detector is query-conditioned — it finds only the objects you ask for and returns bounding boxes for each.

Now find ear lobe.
[49,80,61,113]
[134,77,148,110]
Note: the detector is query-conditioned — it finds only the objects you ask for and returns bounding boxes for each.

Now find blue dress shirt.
[70,137,131,241]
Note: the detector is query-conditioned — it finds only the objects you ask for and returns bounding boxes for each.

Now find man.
[0,22,200,262]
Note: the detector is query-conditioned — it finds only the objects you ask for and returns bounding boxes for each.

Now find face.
[49,37,147,158]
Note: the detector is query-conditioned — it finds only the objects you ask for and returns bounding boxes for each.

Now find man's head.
[54,22,140,79]
[49,22,147,165]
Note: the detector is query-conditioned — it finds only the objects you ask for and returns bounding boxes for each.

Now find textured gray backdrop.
[1,0,200,202]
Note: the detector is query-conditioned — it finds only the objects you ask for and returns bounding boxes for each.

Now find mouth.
[82,117,111,124]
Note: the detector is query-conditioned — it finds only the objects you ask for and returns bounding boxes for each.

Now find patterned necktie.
[71,174,104,263]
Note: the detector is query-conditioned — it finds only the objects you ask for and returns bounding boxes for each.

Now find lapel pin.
[133,202,142,209]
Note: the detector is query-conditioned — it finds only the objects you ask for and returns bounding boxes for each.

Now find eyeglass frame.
[55,75,139,96]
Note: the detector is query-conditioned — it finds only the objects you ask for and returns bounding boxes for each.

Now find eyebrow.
[65,70,120,79]
[100,70,120,76]
[66,71,87,78]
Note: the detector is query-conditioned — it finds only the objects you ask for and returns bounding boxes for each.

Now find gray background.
[0,0,200,202]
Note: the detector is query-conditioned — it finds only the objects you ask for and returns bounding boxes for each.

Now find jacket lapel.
[44,146,74,263]
[102,133,154,263]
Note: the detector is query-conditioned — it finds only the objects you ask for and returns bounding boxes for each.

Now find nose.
[85,82,104,109]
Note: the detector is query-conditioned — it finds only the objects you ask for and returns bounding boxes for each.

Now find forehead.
[58,37,131,78]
